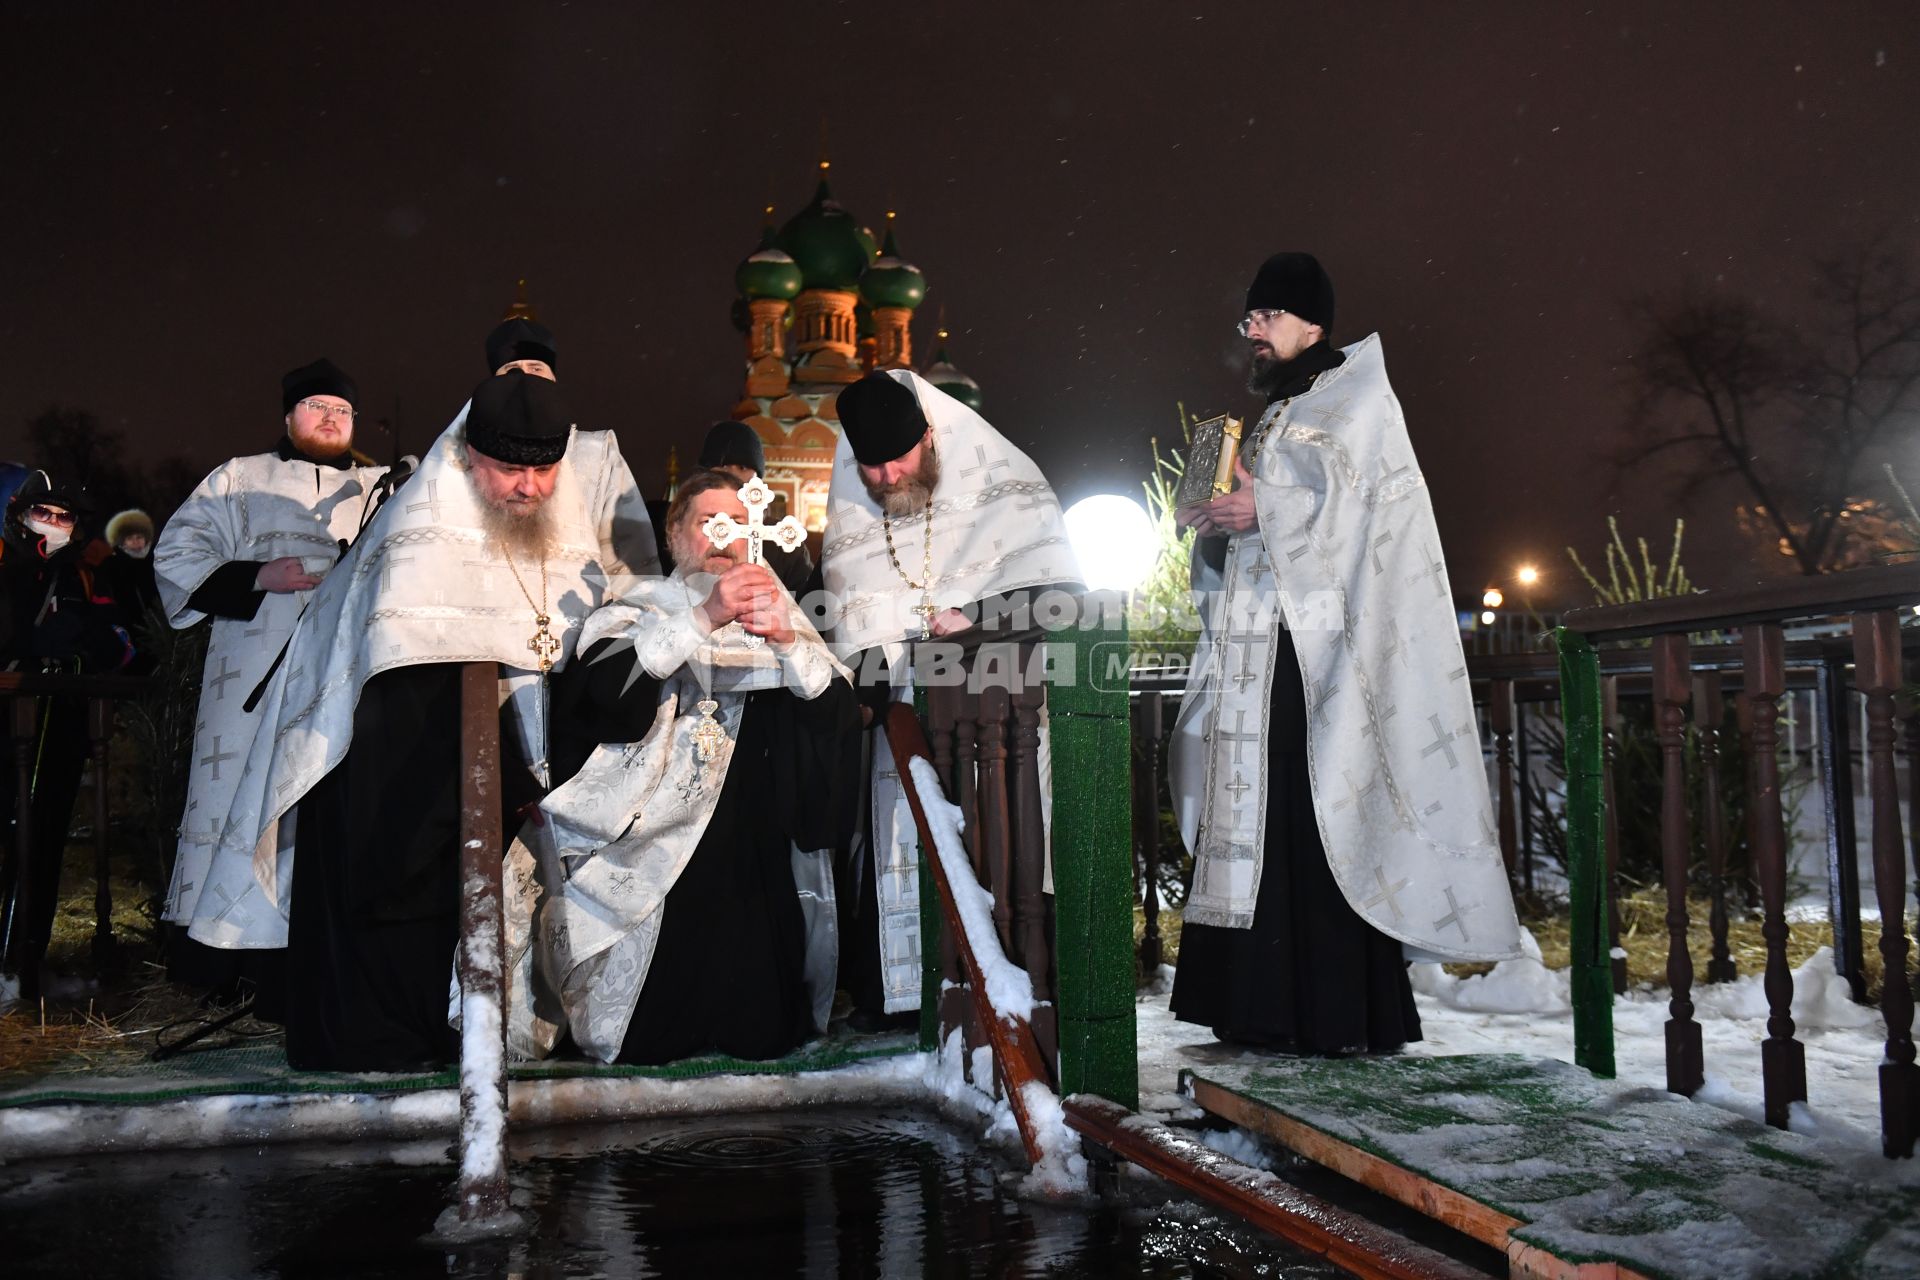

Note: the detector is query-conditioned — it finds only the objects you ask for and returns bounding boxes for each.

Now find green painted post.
[1557,626,1616,1078]
[1049,599,1140,1109]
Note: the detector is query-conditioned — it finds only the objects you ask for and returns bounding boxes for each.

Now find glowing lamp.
[1481,587,1504,609]
[1064,494,1159,592]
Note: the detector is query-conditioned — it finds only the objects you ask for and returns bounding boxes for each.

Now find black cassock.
[547,639,861,1066]
[1170,621,1423,1056]
[285,665,538,1072]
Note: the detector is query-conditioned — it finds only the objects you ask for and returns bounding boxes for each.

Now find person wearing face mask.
[0,476,134,993]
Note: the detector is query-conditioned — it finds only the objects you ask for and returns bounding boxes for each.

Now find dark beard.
[1244,349,1290,398]
[862,446,943,518]
[477,498,554,562]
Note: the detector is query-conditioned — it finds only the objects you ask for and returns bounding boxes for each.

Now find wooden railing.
[1119,566,1919,1157]
[921,630,1059,1086]
[1558,563,1920,1158]
[887,703,1053,1163]
[0,671,148,999]
[1463,641,1889,996]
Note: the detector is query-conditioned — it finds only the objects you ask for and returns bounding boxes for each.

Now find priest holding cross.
[506,468,861,1064]
[701,474,807,575]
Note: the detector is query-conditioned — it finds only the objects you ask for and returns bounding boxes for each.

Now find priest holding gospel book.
[1170,252,1520,1056]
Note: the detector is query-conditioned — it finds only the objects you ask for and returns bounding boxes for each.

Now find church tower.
[727,166,963,537]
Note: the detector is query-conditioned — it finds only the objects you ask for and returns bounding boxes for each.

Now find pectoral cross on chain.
[702,475,806,568]
[691,699,726,764]
[528,619,561,672]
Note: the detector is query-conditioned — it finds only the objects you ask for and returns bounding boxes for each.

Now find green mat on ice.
[1186,1053,1920,1280]
[0,1032,918,1109]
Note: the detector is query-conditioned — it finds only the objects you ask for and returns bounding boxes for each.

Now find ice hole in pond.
[1,1107,1345,1278]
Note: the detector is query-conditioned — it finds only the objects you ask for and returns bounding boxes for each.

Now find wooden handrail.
[886,702,1054,1167]
[1063,1095,1489,1280]
[1562,562,1920,641]
[451,661,511,1227]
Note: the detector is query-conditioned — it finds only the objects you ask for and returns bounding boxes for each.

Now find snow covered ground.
[1133,931,1917,1184]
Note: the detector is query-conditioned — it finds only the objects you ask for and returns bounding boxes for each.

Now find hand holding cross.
[701,476,806,568]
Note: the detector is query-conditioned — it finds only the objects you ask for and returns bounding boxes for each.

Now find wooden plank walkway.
[1184,1053,1920,1280]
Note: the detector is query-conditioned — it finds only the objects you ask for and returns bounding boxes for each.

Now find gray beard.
[879,484,933,519]
[477,499,555,563]
[864,446,942,518]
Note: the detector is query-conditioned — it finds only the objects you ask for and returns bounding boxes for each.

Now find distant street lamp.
[1479,609,1497,626]
[1481,587,1504,610]
[1516,564,1540,587]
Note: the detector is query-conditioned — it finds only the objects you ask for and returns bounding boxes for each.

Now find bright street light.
[1479,610,1497,626]
[1516,564,1540,587]
[1064,494,1159,591]
[1481,587,1504,609]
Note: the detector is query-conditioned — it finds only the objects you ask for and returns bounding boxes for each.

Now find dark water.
[1,1108,1340,1278]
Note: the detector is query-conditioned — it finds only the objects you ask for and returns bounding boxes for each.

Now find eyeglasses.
[296,399,356,420]
[27,505,76,527]
[1236,308,1289,337]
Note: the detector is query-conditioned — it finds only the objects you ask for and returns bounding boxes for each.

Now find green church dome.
[859,228,926,310]
[925,342,983,413]
[777,180,872,291]
[735,227,803,301]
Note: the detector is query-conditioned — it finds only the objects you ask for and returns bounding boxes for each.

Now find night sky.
[5,3,1916,605]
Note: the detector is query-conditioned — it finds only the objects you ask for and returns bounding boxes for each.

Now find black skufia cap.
[465,370,572,466]
[485,318,559,375]
[835,374,928,466]
[697,420,765,475]
[1245,253,1336,330]
[281,358,358,414]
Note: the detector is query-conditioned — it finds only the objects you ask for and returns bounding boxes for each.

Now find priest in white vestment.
[505,469,858,1063]
[820,370,1083,1024]
[154,357,386,1004]
[1171,253,1519,1055]
[186,370,658,1069]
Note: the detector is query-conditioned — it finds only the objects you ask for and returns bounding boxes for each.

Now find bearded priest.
[820,370,1082,1026]
[504,469,860,1064]
[1170,252,1520,1056]
[189,370,659,1070]
[153,357,385,1007]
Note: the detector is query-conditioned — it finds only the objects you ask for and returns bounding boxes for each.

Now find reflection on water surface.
[2,1108,1340,1278]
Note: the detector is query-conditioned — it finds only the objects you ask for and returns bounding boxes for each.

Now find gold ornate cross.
[528,614,561,673]
[691,699,726,763]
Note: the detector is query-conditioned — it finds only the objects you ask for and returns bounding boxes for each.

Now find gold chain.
[499,547,559,672]
[881,507,934,591]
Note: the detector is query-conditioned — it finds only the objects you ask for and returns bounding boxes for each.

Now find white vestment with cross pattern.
[821,369,1085,1011]
[1171,335,1519,962]
[499,578,848,1061]
[179,404,660,951]
[154,449,387,932]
